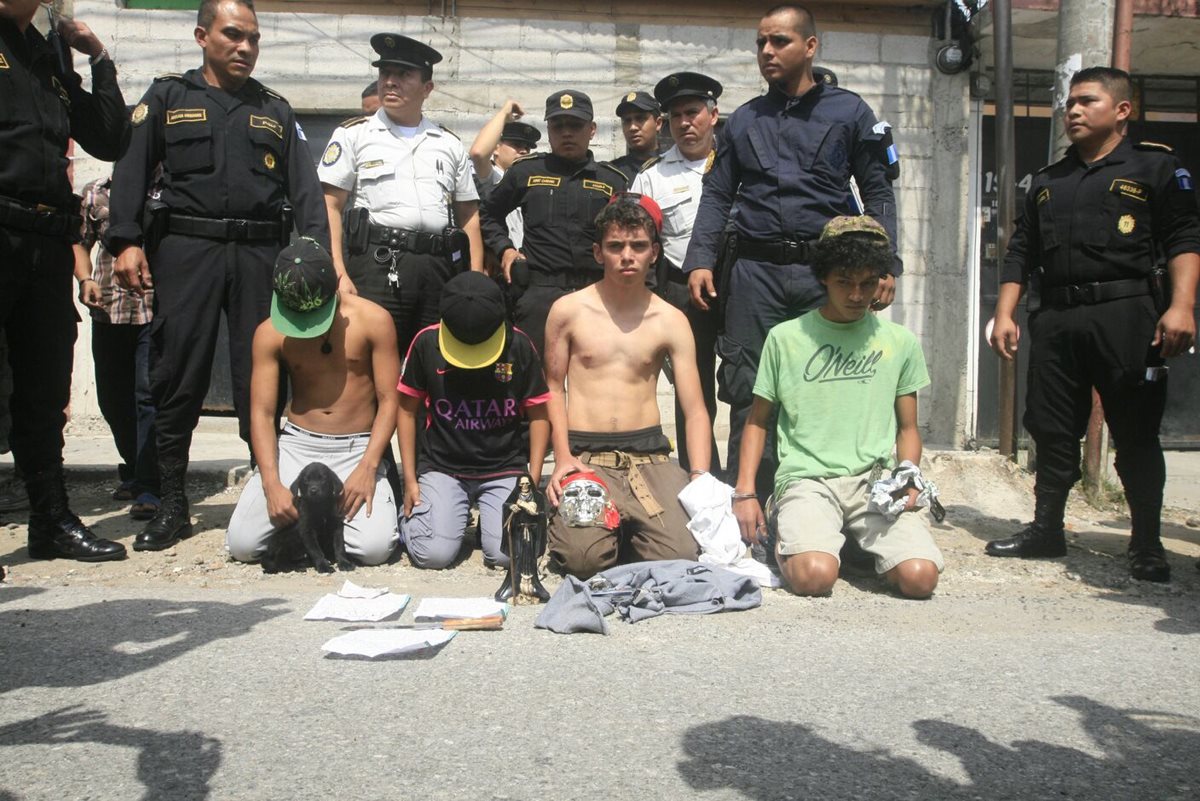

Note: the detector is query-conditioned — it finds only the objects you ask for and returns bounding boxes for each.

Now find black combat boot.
[1127,497,1170,582]
[26,467,126,562]
[985,485,1068,558]
[134,457,193,551]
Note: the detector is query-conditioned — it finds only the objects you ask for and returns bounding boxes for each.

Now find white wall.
[66,2,973,446]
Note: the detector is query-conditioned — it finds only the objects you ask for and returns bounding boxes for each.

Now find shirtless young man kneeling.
[544,196,711,578]
[226,238,400,566]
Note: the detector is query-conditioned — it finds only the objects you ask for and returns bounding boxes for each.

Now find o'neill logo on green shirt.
[803,344,883,384]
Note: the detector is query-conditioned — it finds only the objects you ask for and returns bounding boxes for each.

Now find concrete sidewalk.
[2,416,1198,516]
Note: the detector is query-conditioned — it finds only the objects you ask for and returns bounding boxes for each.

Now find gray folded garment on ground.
[534,559,763,635]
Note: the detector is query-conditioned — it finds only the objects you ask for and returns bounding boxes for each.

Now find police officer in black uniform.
[607,90,663,184]
[683,5,900,502]
[1,0,129,561]
[986,67,1199,582]
[107,0,328,552]
[481,89,628,355]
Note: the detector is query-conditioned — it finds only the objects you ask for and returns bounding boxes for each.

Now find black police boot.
[985,485,1068,558]
[134,458,193,552]
[1127,499,1170,583]
[25,468,126,562]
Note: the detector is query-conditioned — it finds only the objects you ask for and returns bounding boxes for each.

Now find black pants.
[1024,295,1168,535]
[149,233,281,464]
[0,226,77,476]
[513,284,573,358]
[92,320,159,493]
[720,258,826,500]
[347,248,452,355]
[661,276,721,475]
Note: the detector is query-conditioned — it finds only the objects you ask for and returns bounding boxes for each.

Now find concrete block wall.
[65,2,973,448]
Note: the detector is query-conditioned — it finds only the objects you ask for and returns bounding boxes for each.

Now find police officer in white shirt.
[630,71,723,475]
[318,33,483,352]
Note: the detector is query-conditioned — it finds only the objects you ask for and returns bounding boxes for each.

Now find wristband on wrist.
[688,469,708,477]
[731,491,757,501]
[89,49,110,65]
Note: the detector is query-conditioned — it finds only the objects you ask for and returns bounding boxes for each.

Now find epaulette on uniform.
[339,116,369,129]
[511,152,543,165]
[260,85,286,102]
[153,73,184,82]
[639,155,662,171]
[438,124,460,140]
[1135,141,1174,153]
[598,162,627,183]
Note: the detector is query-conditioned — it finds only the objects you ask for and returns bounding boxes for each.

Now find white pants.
[226,422,399,565]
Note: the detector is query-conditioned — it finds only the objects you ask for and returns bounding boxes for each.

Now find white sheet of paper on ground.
[303,590,411,622]
[321,629,456,658]
[721,557,783,589]
[336,580,388,599]
[413,597,507,621]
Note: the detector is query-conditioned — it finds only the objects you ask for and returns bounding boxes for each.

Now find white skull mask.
[560,477,611,528]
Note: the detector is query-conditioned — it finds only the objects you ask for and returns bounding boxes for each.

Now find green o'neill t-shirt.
[753,310,930,496]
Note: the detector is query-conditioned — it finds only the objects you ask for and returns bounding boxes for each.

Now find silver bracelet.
[89,49,110,66]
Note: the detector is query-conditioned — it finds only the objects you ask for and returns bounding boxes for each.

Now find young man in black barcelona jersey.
[397,272,550,569]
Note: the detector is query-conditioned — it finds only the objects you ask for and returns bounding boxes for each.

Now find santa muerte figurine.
[495,473,550,603]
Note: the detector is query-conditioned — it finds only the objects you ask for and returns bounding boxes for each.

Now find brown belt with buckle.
[579,451,670,517]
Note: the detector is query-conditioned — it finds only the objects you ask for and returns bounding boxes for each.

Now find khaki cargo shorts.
[767,472,944,574]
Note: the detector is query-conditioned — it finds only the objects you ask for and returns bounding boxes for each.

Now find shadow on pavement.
[0,706,220,801]
[0,597,288,694]
[679,696,1198,800]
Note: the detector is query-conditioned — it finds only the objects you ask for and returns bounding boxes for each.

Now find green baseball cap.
[270,237,339,338]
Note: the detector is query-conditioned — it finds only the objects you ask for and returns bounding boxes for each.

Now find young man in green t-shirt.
[732,216,944,599]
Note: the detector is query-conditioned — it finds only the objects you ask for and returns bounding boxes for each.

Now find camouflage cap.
[820,215,889,244]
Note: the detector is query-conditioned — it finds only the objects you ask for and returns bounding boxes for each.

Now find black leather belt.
[1041,278,1149,307]
[168,214,281,241]
[527,268,601,290]
[736,237,812,265]
[0,194,80,239]
[367,224,445,255]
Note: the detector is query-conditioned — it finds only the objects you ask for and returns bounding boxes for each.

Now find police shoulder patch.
[1135,141,1174,153]
[321,142,343,167]
[339,116,369,129]
[130,103,149,127]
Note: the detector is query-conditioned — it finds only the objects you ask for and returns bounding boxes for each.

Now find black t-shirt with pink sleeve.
[398,324,550,480]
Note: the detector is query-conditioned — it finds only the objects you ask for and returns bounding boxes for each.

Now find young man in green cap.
[732,215,943,599]
[226,238,401,566]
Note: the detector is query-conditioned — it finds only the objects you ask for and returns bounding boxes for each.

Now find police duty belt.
[168,213,282,242]
[579,451,670,517]
[0,194,81,239]
[367,224,447,255]
[736,237,813,265]
[1040,278,1150,307]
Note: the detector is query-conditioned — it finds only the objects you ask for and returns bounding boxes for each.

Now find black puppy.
[262,462,353,574]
